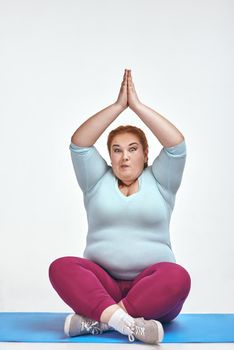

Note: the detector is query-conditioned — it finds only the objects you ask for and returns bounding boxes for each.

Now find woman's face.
[110,133,148,184]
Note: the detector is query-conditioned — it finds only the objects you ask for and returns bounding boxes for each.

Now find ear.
[144,148,149,161]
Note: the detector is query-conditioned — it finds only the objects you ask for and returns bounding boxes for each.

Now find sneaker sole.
[152,320,164,342]
[64,313,74,336]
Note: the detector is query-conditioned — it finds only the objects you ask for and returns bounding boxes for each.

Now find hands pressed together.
[115,69,142,111]
[71,68,183,154]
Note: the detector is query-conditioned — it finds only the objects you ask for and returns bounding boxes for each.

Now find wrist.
[129,101,143,112]
[113,102,128,112]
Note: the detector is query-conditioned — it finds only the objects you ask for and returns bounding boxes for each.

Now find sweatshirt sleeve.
[69,142,110,193]
[151,140,186,209]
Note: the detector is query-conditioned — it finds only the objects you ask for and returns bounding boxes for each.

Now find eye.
[130,147,137,151]
[113,149,120,153]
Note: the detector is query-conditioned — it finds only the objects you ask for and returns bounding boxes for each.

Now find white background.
[0,0,233,313]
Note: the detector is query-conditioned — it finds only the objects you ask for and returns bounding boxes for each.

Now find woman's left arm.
[127,69,184,147]
[131,103,184,148]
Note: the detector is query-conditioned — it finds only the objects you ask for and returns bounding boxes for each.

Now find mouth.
[121,165,130,168]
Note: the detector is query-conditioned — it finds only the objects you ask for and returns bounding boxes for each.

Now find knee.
[48,256,86,281]
[48,256,74,281]
[167,263,191,299]
[155,262,191,299]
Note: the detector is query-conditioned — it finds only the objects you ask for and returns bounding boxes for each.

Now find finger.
[122,74,127,86]
[127,72,132,81]
[122,74,127,87]
[122,80,127,87]
[123,71,127,81]
[127,75,133,87]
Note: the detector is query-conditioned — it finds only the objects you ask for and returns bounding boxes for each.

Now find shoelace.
[81,320,102,335]
[125,323,145,342]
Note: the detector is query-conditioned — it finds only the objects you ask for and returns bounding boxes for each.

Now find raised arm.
[126,70,184,148]
[71,70,129,147]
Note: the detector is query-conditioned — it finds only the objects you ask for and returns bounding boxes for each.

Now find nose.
[122,151,130,161]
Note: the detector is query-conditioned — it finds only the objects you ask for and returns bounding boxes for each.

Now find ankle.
[107,308,135,336]
[118,300,128,313]
[100,304,121,323]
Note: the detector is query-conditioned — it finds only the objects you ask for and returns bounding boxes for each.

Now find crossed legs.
[49,256,191,324]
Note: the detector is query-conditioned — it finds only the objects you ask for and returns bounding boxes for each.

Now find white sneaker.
[124,317,164,344]
[64,313,113,337]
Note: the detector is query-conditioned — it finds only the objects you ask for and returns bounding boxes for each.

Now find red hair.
[107,125,149,169]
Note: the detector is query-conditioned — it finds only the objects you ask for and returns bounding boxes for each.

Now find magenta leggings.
[49,257,191,323]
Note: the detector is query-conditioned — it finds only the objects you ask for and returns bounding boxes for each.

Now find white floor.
[0,343,233,350]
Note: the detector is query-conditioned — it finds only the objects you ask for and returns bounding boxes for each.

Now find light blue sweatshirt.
[69,140,186,280]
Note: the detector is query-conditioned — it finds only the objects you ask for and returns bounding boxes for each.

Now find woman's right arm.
[71,103,126,147]
[71,70,129,146]
[70,102,126,193]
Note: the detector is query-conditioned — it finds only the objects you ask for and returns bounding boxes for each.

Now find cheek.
[135,152,144,162]
[135,155,145,168]
[111,154,120,165]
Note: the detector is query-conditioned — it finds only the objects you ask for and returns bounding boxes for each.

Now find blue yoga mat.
[0,313,233,343]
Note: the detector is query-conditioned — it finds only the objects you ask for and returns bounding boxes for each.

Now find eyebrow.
[112,142,139,148]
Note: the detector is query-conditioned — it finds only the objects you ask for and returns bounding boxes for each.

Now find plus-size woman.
[49,69,191,344]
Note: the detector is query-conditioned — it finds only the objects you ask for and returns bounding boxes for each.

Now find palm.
[116,69,141,110]
[127,70,141,109]
[116,70,128,109]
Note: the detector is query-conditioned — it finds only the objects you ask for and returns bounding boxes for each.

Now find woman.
[49,69,191,344]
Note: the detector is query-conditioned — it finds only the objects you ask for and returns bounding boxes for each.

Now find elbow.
[164,135,185,149]
[71,136,94,148]
[71,135,76,144]
[71,135,78,145]
[71,135,82,147]
[175,133,185,146]
[179,134,185,144]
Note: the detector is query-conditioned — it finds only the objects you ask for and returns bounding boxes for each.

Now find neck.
[118,178,137,187]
